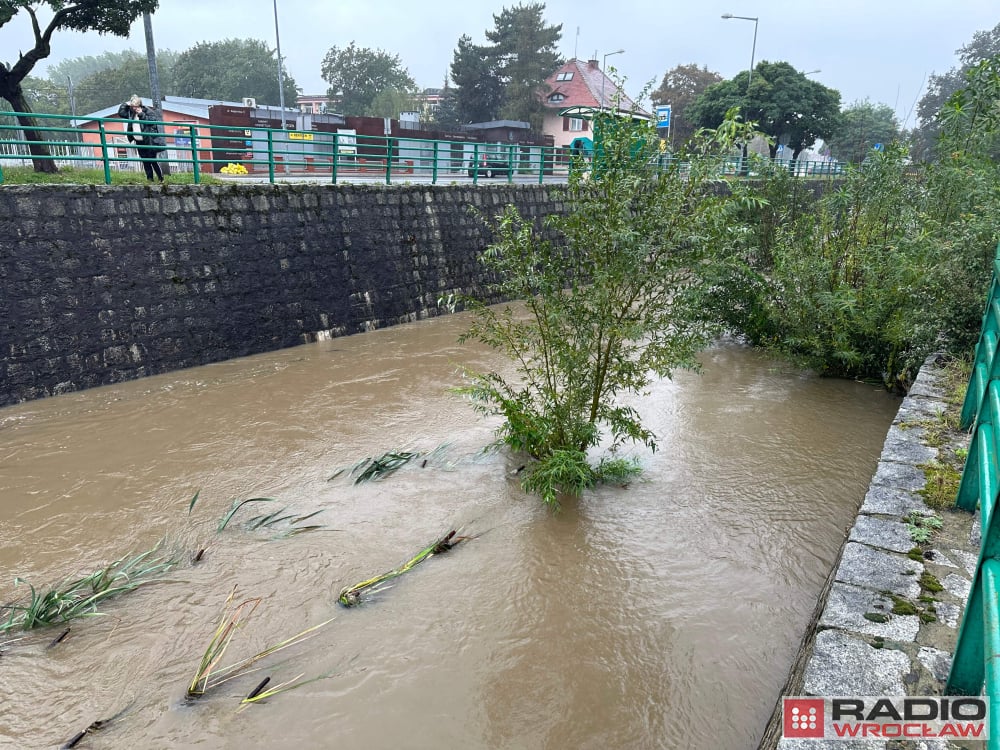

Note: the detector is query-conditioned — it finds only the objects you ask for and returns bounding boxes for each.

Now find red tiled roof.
[541,58,647,114]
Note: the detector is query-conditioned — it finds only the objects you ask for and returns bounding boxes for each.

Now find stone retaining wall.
[0,184,565,406]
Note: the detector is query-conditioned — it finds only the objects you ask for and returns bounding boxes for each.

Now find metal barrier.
[0,110,851,185]
[946,242,1000,748]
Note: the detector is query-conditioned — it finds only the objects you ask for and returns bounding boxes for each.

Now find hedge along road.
[0,312,898,749]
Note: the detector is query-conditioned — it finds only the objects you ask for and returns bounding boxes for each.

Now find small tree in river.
[456,103,761,507]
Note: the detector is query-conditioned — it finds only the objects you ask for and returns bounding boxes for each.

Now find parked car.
[468,157,511,178]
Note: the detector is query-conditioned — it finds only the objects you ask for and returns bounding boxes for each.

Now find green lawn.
[0,165,221,186]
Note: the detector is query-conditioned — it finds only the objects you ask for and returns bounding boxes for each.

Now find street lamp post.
[601,48,625,110]
[721,14,758,89]
[273,0,287,128]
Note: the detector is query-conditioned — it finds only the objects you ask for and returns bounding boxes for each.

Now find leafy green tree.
[366,86,417,119]
[688,61,841,159]
[46,49,152,89]
[485,2,562,128]
[172,38,297,104]
[455,103,760,507]
[320,41,415,116]
[450,34,503,123]
[913,22,1000,159]
[650,63,722,146]
[0,0,159,172]
[825,100,900,164]
[29,49,177,115]
[20,74,69,114]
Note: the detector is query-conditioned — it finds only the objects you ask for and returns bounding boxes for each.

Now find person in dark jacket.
[121,94,165,182]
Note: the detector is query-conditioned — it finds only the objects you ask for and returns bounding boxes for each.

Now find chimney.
[587,59,599,69]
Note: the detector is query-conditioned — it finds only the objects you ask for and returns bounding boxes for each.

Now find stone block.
[835,542,922,598]
[803,629,910,695]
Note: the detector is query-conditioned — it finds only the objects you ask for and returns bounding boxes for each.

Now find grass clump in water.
[187,586,333,699]
[0,544,177,633]
[328,444,453,484]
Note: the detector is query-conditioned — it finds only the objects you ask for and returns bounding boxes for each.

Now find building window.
[548,93,565,103]
[569,117,584,131]
[555,72,574,81]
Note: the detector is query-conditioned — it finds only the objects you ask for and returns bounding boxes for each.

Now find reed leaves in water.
[187,587,334,699]
[328,443,454,484]
[0,544,178,633]
[338,529,470,607]
[189,493,325,536]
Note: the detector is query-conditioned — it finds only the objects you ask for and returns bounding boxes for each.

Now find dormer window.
[555,72,574,81]
[548,92,566,103]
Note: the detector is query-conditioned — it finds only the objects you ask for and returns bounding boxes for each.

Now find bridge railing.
[0,110,851,185]
[946,242,1000,748]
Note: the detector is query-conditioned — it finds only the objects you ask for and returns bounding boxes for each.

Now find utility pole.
[273,0,287,128]
[143,11,170,174]
[67,75,80,144]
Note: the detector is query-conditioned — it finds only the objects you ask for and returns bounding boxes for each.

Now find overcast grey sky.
[4,1,998,127]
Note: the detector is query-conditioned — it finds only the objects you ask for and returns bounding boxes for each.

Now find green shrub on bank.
[707,59,1000,390]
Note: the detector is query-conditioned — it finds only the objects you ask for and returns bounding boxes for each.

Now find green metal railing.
[946,241,1000,748]
[0,110,852,185]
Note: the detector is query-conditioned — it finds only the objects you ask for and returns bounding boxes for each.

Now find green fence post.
[97,122,112,184]
[385,136,393,186]
[331,135,339,184]
[471,143,479,185]
[432,140,439,184]
[188,124,200,184]
[267,129,275,184]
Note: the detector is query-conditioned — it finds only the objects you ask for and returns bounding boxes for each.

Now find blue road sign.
[656,105,671,129]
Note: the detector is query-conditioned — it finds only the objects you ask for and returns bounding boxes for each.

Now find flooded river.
[0,313,898,749]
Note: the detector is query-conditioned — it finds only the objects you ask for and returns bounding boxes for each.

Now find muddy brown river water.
[0,312,898,749]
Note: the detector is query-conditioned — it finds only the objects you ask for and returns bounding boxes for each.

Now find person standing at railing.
[117,95,166,183]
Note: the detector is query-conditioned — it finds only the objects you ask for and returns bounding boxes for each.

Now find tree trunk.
[3,87,58,174]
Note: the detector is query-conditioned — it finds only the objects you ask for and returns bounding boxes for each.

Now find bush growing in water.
[456,105,761,507]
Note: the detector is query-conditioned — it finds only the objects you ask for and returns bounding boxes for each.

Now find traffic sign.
[656,105,671,129]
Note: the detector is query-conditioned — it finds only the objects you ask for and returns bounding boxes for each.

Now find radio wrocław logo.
[782,696,989,740]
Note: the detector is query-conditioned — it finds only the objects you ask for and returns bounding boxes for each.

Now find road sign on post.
[655,105,671,129]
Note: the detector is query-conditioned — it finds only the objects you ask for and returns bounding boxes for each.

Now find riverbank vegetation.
[459,60,999,506]
[708,57,1000,390]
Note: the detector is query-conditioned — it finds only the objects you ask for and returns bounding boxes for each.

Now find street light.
[804,69,821,76]
[273,0,287,128]
[601,48,625,110]
[722,13,758,89]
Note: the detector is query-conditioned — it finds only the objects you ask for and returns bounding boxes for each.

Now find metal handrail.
[0,110,853,185]
[946,241,1000,750]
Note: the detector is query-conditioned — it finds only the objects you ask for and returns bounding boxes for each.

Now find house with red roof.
[540,58,650,150]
